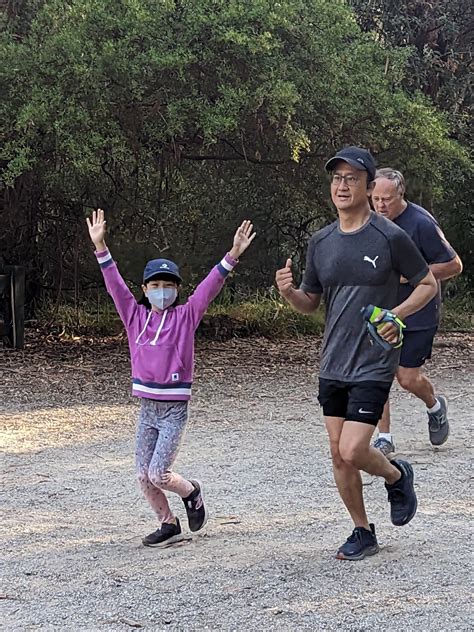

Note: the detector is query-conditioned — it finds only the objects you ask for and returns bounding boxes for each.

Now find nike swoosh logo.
[358,408,374,414]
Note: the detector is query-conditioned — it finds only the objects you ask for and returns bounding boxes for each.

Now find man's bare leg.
[325,417,371,529]
[379,399,391,433]
[397,366,436,408]
[339,421,400,482]
[375,367,437,452]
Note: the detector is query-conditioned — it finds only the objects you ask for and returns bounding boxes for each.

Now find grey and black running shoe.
[428,395,449,446]
[373,436,396,457]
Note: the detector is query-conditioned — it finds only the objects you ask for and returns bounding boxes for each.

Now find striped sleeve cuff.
[95,249,114,269]
[217,253,239,277]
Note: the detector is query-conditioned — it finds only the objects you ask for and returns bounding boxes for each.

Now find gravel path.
[1,334,473,631]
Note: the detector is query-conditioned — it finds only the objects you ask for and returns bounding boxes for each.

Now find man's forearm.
[430,256,463,281]
[282,288,320,314]
[393,279,437,321]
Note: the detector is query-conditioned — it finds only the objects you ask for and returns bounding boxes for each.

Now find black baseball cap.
[143,258,182,283]
[325,146,376,181]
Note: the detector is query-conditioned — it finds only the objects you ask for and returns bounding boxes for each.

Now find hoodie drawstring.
[135,310,153,345]
[151,309,168,345]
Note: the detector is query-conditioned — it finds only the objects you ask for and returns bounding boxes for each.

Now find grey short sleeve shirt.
[300,212,429,383]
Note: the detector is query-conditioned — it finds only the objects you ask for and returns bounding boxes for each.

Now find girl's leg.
[135,402,176,524]
[148,402,194,498]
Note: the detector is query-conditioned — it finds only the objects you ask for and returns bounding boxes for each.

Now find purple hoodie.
[95,248,238,401]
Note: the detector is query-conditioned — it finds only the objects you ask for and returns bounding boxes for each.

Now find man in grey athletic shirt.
[275,147,438,560]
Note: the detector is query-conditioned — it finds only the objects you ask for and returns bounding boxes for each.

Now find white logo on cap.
[160,263,170,269]
[357,158,365,165]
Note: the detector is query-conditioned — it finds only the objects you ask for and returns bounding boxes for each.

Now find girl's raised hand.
[230,220,256,259]
[86,209,107,250]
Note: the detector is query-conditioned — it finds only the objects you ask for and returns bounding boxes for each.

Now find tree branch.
[181,153,291,165]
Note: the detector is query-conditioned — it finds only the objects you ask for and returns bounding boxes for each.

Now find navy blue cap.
[325,146,376,181]
[143,258,182,283]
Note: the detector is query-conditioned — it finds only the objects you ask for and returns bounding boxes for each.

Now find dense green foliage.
[350,0,473,283]
[1,0,472,326]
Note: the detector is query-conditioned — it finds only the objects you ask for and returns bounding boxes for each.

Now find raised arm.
[229,219,256,260]
[185,220,257,329]
[86,209,139,329]
[86,208,107,252]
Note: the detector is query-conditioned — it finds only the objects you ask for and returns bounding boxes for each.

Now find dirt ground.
[1,332,473,631]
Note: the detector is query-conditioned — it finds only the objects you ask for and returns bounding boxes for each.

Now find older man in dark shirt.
[371,168,463,455]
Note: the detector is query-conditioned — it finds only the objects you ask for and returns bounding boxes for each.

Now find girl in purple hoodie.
[87,209,256,547]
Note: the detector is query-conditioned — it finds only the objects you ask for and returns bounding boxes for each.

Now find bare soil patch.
[1,332,473,631]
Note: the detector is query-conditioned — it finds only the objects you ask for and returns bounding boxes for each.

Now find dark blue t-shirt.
[394,202,456,331]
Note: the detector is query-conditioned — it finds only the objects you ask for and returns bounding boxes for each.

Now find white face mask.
[146,287,177,310]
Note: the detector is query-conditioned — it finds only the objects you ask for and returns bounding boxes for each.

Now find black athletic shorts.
[399,327,437,368]
[318,378,392,426]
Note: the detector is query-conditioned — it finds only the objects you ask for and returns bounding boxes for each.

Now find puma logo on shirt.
[363,255,379,268]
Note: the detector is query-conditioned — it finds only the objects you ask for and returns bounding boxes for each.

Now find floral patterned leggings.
[135,399,194,524]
